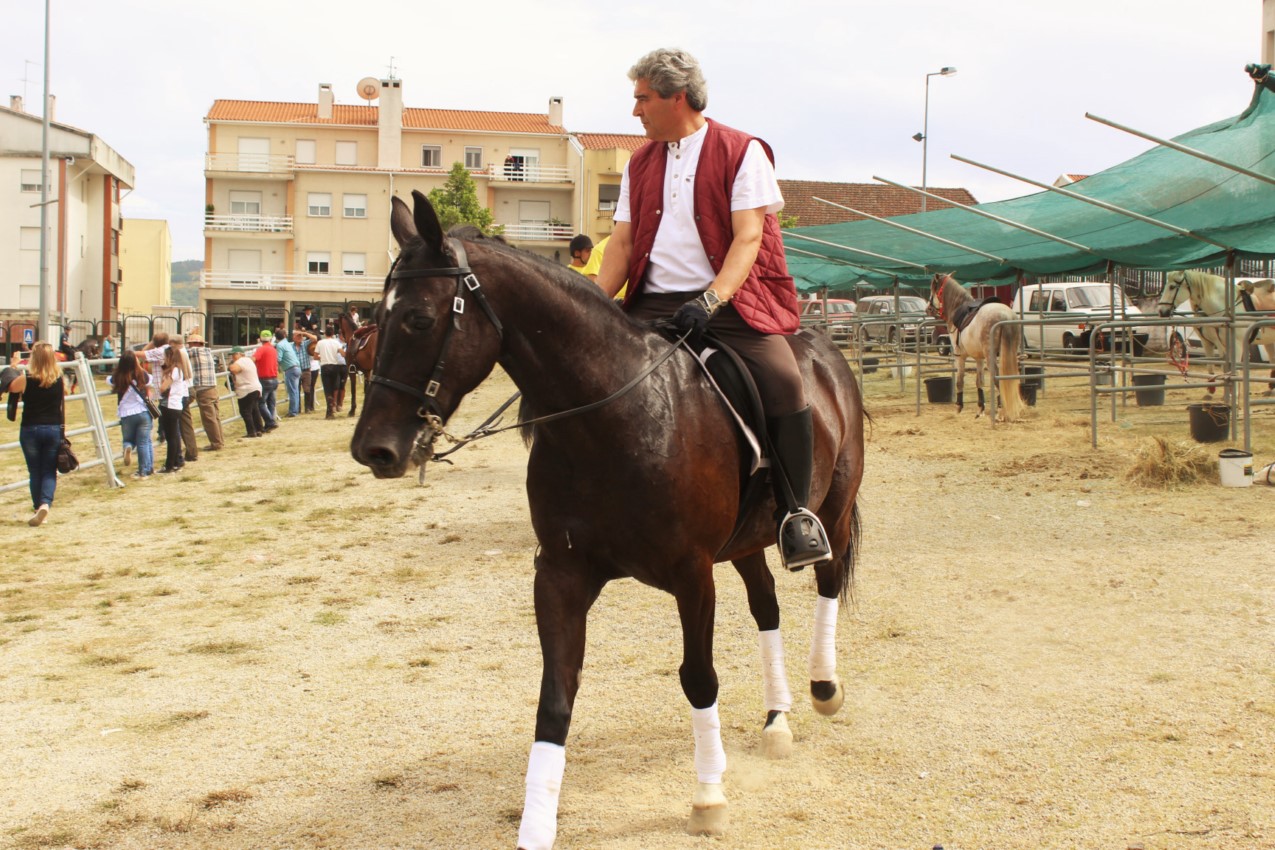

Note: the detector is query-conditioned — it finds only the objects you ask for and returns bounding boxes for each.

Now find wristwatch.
[699,289,724,315]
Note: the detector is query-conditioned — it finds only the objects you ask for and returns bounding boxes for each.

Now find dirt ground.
[2,364,1272,850]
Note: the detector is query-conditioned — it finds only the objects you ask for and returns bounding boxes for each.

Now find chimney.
[548,96,563,128]
[9,95,23,112]
[318,83,333,120]
[377,78,403,169]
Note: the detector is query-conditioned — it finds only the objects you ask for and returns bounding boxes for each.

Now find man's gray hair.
[628,48,708,112]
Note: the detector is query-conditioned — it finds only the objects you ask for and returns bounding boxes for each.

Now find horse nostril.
[365,446,398,468]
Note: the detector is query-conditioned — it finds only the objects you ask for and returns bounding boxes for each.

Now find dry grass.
[1125,436,1217,488]
[2,365,1272,849]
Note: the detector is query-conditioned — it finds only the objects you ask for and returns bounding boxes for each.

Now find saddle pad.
[693,343,767,476]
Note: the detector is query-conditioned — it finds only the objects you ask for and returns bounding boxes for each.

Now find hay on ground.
[1125,436,1215,488]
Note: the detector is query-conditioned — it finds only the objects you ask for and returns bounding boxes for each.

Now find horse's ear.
[390,195,418,249]
[410,189,445,252]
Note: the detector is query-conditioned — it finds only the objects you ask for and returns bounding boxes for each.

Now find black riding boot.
[769,406,833,571]
[325,394,335,420]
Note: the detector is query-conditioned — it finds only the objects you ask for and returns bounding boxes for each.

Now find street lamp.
[915,66,957,213]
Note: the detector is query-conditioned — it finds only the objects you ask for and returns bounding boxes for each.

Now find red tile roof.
[778,180,978,227]
[206,100,565,134]
[577,133,648,151]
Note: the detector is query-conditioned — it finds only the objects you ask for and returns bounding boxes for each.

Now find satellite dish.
[357,77,380,102]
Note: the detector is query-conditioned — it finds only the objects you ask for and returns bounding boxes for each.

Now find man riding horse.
[595,47,831,571]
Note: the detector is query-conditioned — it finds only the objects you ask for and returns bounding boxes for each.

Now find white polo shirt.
[615,122,784,294]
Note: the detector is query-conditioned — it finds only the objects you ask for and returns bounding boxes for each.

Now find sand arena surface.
[2,365,1272,849]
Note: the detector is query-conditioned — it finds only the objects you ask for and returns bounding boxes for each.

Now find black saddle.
[949,296,1002,348]
[653,321,775,557]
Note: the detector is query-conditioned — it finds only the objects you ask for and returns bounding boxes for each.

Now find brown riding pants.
[626,291,805,416]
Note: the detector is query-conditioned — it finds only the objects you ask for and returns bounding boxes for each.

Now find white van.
[1012,281,1151,353]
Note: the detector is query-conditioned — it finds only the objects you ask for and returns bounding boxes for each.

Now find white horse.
[928,273,1024,423]
[1157,270,1275,395]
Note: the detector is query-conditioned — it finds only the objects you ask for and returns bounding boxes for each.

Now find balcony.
[204,214,294,235]
[484,162,573,185]
[205,153,296,178]
[498,223,574,242]
[201,270,382,293]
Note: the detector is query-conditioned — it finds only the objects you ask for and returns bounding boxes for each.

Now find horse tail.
[997,320,1024,421]
[836,501,861,608]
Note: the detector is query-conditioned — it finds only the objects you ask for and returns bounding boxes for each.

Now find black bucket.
[924,376,954,403]
[1132,373,1166,407]
[1023,365,1044,389]
[1187,403,1229,443]
[861,357,879,375]
[1020,384,1038,406]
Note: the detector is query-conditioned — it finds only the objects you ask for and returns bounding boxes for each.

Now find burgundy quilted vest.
[623,119,799,334]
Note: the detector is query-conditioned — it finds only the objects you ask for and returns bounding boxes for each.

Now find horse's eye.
[406,311,435,332]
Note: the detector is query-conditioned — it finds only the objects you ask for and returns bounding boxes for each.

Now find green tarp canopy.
[785,75,1275,292]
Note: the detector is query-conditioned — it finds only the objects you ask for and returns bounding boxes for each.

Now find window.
[307,192,331,217]
[343,194,367,218]
[20,169,45,192]
[335,141,357,166]
[465,146,483,169]
[598,184,620,211]
[237,137,270,172]
[296,139,316,165]
[230,190,262,216]
[307,252,331,275]
[422,145,442,168]
[20,227,41,250]
[342,253,366,276]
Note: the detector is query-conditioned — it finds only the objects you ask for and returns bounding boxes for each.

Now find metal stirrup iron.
[778,508,832,571]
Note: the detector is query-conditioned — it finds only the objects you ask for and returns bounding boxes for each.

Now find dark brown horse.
[351,192,865,848]
[335,312,376,417]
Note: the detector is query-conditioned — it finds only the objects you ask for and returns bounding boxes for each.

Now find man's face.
[632,78,682,142]
[572,247,593,265]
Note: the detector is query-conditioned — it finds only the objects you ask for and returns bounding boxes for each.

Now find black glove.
[671,299,712,345]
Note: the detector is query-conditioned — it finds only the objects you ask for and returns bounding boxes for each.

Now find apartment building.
[202,78,577,343]
[0,97,133,332]
[117,219,173,314]
[574,133,646,245]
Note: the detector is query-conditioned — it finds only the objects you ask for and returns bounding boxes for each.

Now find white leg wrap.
[809,595,839,682]
[517,741,565,850]
[691,703,727,785]
[758,629,793,712]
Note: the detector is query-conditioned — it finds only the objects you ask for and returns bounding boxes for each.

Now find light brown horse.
[929,273,1024,423]
[351,192,866,847]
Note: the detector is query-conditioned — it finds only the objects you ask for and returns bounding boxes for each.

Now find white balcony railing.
[205,214,293,233]
[498,223,574,242]
[201,270,383,293]
[484,162,572,184]
[205,153,296,174]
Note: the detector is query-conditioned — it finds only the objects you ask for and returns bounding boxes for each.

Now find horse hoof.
[811,677,844,716]
[688,800,729,835]
[762,712,793,759]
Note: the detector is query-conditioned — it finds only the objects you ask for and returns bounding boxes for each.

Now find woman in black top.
[9,342,65,527]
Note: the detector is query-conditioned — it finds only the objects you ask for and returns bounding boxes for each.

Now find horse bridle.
[368,238,504,422]
[1161,273,1196,316]
[367,237,691,463]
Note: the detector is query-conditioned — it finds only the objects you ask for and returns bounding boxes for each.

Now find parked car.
[1012,281,1152,353]
[799,299,856,343]
[855,295,929,349]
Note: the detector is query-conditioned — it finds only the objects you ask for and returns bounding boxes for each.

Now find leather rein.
[369,239,688,464]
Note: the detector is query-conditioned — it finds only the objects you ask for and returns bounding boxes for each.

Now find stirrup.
[778,508,832,571]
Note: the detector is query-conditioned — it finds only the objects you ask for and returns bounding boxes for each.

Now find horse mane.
[939,273,973,318]
[448,225,620,312]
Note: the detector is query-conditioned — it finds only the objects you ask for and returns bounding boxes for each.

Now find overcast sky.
[3,0,1265,261]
